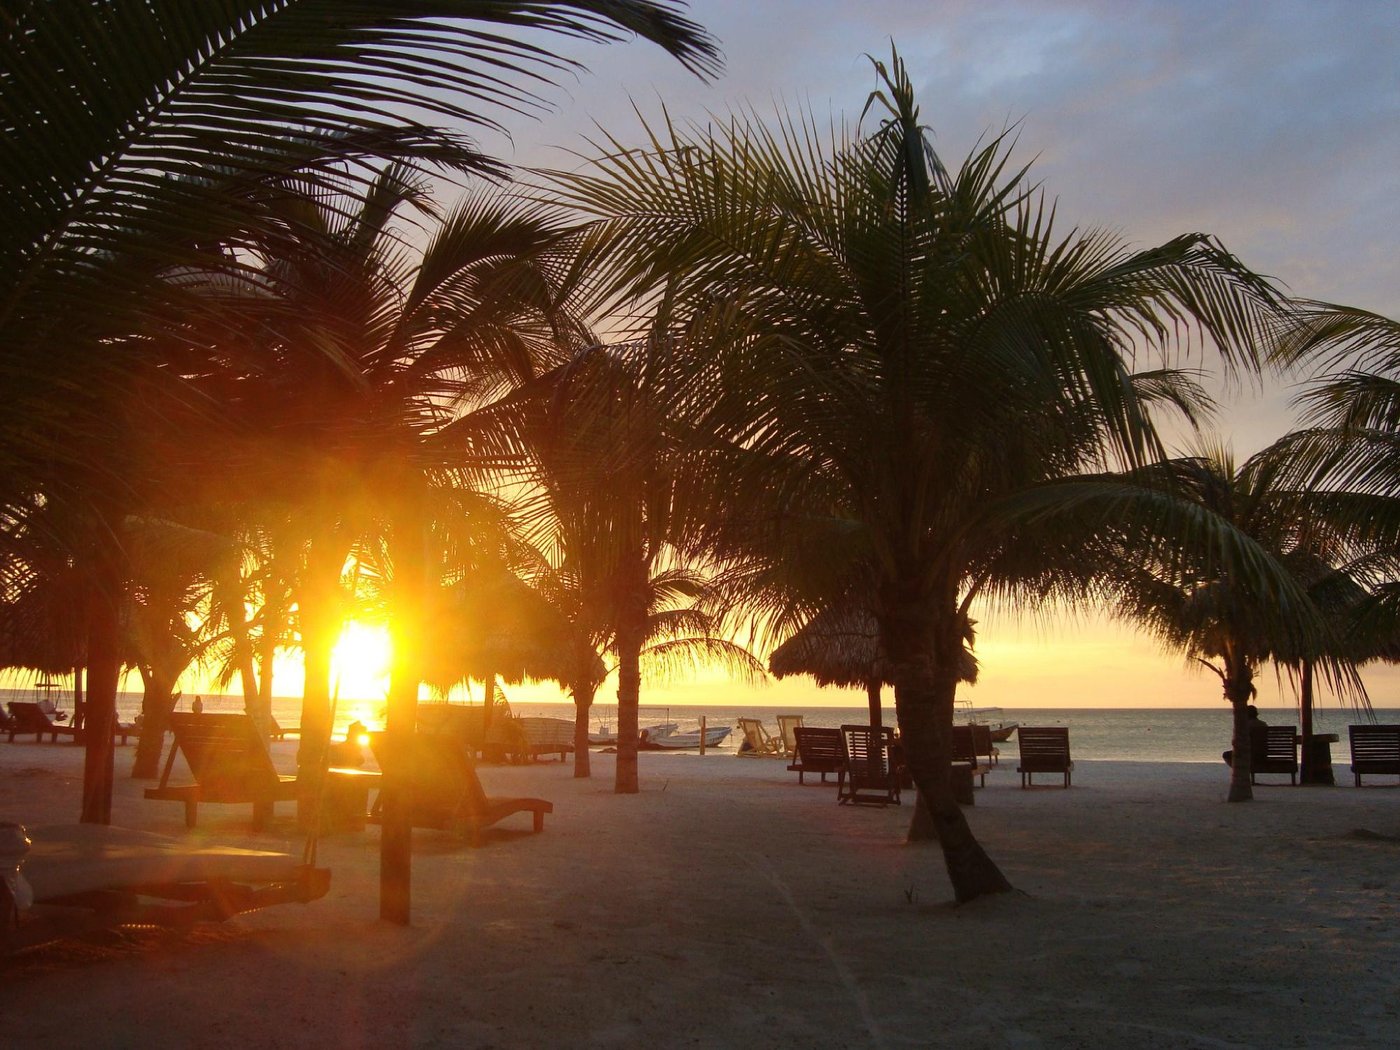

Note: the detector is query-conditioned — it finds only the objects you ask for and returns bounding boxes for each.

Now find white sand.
[3,738,1399,1048]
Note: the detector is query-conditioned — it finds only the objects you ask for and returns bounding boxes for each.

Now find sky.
[460,1,1400,713]
[19,2,1399,714]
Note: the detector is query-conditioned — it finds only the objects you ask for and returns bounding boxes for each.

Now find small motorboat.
[638,723,731,750]
[957,703,1017,741]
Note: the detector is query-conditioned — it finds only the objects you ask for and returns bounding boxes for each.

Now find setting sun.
[331,621,393,703]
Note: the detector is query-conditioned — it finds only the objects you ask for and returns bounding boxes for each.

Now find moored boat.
[639,723,731,750]
[957,703,1017,741]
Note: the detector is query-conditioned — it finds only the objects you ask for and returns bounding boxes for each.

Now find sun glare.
[331,621,393,703]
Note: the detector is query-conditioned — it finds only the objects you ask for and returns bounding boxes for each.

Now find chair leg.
[532,811,545,833]
[184,799,198,828]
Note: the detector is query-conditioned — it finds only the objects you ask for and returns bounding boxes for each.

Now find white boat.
[956,703,1018,741]
[640,723,731,750]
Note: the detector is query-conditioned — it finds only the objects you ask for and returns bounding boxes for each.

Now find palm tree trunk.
[297,535,346,830]
[257,612,278,726]
[614,600,644,795]
[1298,660,1316,784]
[571,683,595,778]
[130,666,177,780]
[81,581,119,824]
[72,666,84,733]
[1224,658,1256,802]
[886,600,1013,902]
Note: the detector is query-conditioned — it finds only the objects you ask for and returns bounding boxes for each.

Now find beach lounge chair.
[6,701,79,744]
[1016,726,1073,788]
[951,725,996,786]
[417,702,524,762]
[787,726,845,784]
[369,732,552,847]
[267,715,300,740]
[10,823,329,944]
[143,713,298,829]
[736,717,783,757]
[837,725,901,806]
[515,716,576,762]
[1348,724,1400,786]
[777,715,804,759]
[1250,725,1299,785]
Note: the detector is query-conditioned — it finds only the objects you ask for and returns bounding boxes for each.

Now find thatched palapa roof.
[768,607,978,687]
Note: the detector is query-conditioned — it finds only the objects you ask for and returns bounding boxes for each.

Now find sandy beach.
[3,738,1398,1049]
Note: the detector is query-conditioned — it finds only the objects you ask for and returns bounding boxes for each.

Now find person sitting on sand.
[330,720,367,767]
[1222,705,1267,767]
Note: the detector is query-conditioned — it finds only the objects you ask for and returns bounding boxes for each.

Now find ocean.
[7,688,1395,765]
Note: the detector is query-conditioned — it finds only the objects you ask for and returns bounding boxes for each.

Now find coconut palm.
[502,341,764,790]
[2,1,718,824]
[544,50,1295,899]
[1103,446,1364,800]
[167,169,593,824]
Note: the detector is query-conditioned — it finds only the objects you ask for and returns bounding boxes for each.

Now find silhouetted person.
[330,720,367,767]
[1222,705,1267,767]
[191,695,204,715]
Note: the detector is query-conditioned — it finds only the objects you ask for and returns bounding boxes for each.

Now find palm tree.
[169,170,592,825]
[544,50,1293,899]
[1104,446,1364,800]
[505,341,763,791]
[2,1,718,824]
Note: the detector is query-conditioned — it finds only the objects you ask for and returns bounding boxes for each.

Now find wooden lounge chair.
[6,701,79,744]
[11,823,329,945]
[1250,724,1299,785]
[267,715,300,741]
[1017,726,1073,788]
[515,716,576,762]
[736,717,783,757]
[951,725,996,786]
[838,725,901,806]
[417,701,524,762]
[144,713,298,829]
[369,732,552,847]
[776,714,804,759]
[1348,724,1400,786]
[788,726,845,784]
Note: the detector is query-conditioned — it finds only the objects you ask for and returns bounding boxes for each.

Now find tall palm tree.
[171,170,590,824]
[504,341,762,791]
[544,50,1293,900]
[2,1,719,824]
[1103,446,1363,800]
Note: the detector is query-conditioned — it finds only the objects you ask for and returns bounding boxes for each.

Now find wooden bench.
[951,725,996,786]
[1017,726,1073,788]
[1348,724,1400,786]
[788,726,844,784]
[144,713,297,829]
[515,717,575,762]
[1251,724,1299,785]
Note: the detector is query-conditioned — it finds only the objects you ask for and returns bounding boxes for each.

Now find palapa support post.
[699,715,707,755]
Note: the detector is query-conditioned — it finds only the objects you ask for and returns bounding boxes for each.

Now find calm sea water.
[7,688,1395,765]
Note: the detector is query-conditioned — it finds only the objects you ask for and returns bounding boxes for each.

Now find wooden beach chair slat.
[1250,725,1299,785]
[788,726,844,784]
[1016,727,1073,788]
[1348,724,1400,786]
[837,725,901,806]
